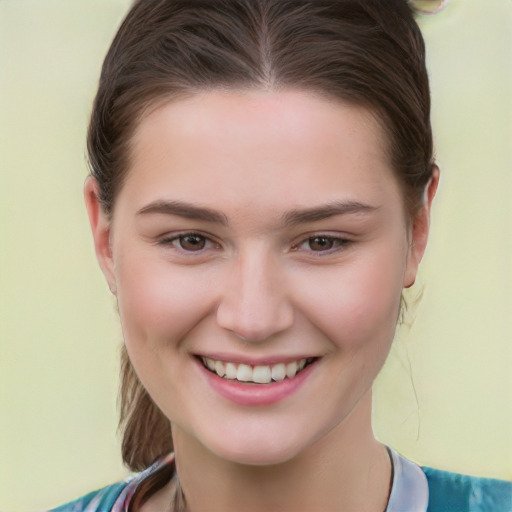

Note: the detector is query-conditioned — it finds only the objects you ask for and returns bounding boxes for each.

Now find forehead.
[121,89,400,216]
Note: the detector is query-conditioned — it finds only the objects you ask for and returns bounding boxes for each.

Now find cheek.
[113,253,216,352]
[293,246,406,351]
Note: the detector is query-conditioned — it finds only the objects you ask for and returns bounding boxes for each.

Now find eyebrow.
[137,199,378,226]
[282,201,379,226]
[137,200,229,225]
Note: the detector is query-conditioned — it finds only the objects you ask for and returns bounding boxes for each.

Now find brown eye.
[308,236,335,251]
[179,234,206,251]
[295,235,351,254]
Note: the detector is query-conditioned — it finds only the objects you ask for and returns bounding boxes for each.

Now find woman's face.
[87,90,433,465]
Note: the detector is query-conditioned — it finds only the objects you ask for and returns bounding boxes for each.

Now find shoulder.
[423,466,512,512]
[47,481,130,512]
[47,454,175,512]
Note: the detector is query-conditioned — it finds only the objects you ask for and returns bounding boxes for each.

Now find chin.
[214,443,302,467]
[200,423,317,467]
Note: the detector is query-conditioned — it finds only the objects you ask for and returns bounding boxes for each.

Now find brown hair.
[87,0,434,485]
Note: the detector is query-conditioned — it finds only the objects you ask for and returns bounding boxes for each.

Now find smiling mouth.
[199,357,318,384]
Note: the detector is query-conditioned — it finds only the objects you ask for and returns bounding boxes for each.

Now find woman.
[50,0,511,510]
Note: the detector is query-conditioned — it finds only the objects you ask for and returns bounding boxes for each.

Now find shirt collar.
[115,450,429,512]
[386,447,429,512]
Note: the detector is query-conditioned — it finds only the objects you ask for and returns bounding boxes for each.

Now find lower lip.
[196,359,317,406]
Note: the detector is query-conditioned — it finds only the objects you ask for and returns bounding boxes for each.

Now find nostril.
[216,298,294,341]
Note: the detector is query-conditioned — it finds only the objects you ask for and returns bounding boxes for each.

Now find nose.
[216,250,294,342]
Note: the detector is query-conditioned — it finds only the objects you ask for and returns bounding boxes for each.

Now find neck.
[172,391,391,512]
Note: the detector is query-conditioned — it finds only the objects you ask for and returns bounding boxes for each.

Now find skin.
[86,90,438,511]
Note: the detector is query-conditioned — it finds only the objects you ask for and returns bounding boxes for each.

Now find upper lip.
[194,353,319,366]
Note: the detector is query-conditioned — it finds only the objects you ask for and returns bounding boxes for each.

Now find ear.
[403,165,440,288]
[84,177,117,294]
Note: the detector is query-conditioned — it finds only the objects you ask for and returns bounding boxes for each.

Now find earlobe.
[403,165,440,288]
[84,177,117,294]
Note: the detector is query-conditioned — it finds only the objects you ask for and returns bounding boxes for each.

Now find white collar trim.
[386,448,429,512]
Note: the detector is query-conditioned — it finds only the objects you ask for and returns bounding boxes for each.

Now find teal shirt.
[424,467,512,512]
[48,452,512,512]
[48,482,127,512]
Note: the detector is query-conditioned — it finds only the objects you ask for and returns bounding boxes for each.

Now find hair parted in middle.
[87,0,434,472]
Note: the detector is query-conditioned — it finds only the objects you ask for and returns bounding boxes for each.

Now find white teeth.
[225,362,237,380]
[271,363,286,382]
[253,365,272,384]
[214,360,225,378]
[201,357,314,383]
[286,361,298,378]
[236,364,253,382]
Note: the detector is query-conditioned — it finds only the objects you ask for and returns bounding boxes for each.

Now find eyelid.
[157,230,221,252]
[291,232,353,254]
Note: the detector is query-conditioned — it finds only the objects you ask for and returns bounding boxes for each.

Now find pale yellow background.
[0,1,511,510]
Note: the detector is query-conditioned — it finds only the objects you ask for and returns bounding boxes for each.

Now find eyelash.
[157,232,220,253]
[292,234,352,255]
[157,232,352,256]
